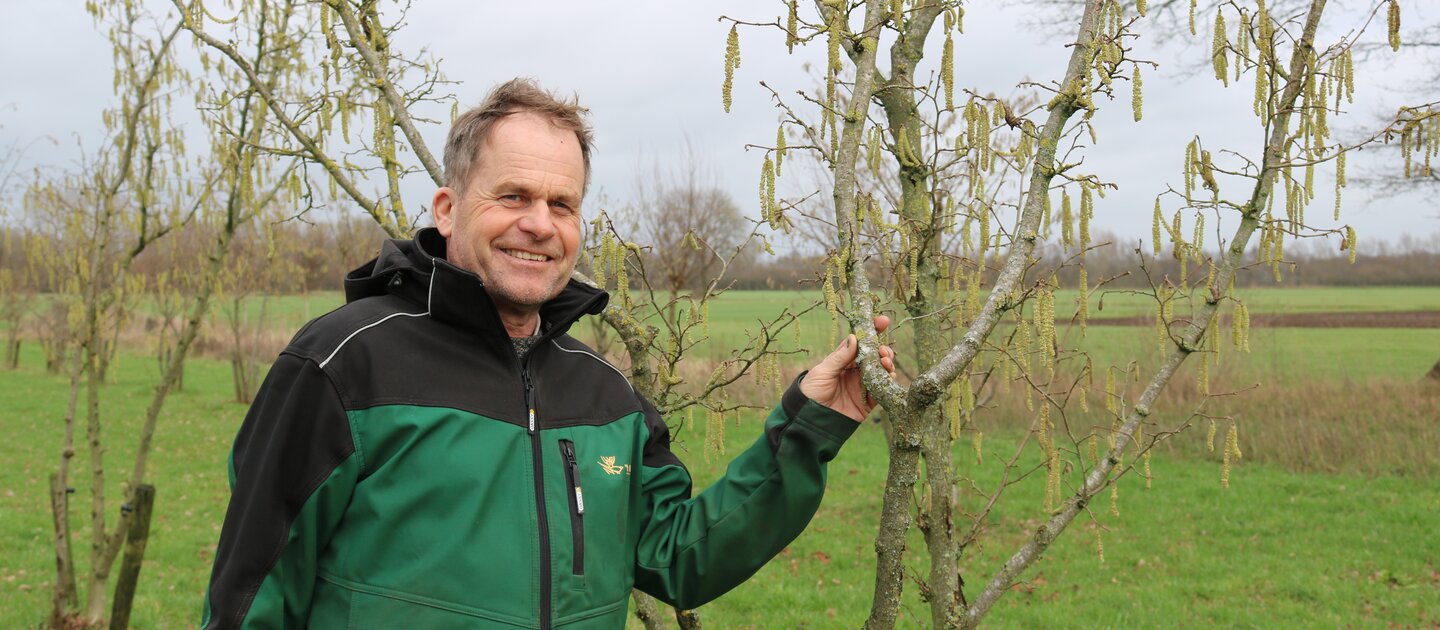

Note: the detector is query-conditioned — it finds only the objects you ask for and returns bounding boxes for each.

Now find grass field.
[2,287,1437,627]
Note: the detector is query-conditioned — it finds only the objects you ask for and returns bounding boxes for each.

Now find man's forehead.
[478,115,584,174]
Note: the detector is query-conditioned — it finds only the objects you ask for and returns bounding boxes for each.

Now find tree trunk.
[48,475,78,628]
[108,485,155,630]
[84,348,114,624]
[631,590,667,629]
[4,327,19,369]
[863,432,919,629]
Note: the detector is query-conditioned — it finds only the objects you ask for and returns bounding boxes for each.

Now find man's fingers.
[874,314,891,334]
[821,334,859,372]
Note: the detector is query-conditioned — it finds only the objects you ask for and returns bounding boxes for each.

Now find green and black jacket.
[201,229,859,629]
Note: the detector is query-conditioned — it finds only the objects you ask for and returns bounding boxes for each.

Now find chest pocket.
[550,421,643,607]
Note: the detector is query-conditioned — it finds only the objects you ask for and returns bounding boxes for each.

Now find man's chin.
[487,282,565,314]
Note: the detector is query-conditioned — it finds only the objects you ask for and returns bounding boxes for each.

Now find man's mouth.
[502,249,552,263]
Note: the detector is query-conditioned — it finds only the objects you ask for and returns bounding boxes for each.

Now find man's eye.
[499,194,527,207]
[549,202,575,215]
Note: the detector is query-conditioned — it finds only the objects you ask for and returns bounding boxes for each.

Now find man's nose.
[516,202,558,239]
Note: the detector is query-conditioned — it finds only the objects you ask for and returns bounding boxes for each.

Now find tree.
[719,0,1436,626]
[35,0,310,625]
[37,7,186,622]
[622,151,748,305]
[0,124,51,370]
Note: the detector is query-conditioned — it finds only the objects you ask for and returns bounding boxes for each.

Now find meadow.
[1,287,1437,627]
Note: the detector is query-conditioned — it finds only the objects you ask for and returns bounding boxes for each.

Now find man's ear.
[432,187,459,237]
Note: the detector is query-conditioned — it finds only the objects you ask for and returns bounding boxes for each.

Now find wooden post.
[108,484,155,630]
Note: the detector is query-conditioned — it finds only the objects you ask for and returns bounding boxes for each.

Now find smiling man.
[201,78,894,629]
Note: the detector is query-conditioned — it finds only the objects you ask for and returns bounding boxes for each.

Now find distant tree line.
[4,225,1438,296]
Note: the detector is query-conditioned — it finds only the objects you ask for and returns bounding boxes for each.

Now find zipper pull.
[522,368,536,434]
[561,441,585,515]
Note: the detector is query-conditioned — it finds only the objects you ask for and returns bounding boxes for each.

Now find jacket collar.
[343,227,609,344]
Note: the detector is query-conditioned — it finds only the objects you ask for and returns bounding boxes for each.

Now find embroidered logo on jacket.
[598,456,631,475]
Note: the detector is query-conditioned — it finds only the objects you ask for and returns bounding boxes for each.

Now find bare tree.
[621,149,748,307]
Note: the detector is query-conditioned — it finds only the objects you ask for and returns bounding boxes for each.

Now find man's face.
[433,112,585,321]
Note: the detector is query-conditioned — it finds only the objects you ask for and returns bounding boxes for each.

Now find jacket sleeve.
[632,373,858,609]
[201,352,361,629]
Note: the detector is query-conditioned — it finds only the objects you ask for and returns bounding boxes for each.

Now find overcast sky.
[2,1,1435,254]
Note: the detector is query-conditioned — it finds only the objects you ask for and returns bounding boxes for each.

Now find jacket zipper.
[522,365,553,630]
[559,440,586,576]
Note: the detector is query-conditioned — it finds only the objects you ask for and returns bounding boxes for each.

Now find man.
[202,78,894,629]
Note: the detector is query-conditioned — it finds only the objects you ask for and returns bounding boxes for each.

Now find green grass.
[4,341,1439,628]
[1,345,235,629]
[572,289,1440,384]
[1075,285,1440,319]
[690,420,1440,628]
[1057,325,1440,382]
[564,288,1440,384]
[187,286,1438,361]
[4,286,1438,627]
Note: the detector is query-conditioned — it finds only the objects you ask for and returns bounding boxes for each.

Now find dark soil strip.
[1083,310,1440,329]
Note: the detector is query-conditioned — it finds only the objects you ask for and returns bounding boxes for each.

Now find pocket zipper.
[559,439,585,576]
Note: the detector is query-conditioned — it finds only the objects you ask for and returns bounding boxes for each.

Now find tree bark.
[48,475,78,627]
[107,485,155,630]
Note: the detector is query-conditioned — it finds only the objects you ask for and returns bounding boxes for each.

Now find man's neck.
[500,312,542,339]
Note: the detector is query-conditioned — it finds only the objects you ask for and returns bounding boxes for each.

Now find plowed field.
[1085,310,1440,328]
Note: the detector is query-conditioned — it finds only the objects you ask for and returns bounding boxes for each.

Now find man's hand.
[799,316,896,423]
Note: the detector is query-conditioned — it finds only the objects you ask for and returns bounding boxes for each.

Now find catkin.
[1197,349,1210,394]
[786,1,799,53]
[1212,10,1229,85]
[1194,212,1205,251]
[942,33,955,110]
[1132,65,1144,122]
[1334,150,1345,220]
[1221,423,1240,488]
[705,407,725,462]
[1232,301,1250,352]
[1152,199,1163,255]
[979,203,991,259]
[1388,0,1401,52]
[760,156,777,228]
[965,270,982,323]
[722,26,740,113]
[1062,190,1075,248]
[775,125,786,176]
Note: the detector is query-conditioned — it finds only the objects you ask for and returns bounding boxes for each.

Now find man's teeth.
[505,249,550,262]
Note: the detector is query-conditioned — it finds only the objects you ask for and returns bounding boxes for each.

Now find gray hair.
[443,78,594,195]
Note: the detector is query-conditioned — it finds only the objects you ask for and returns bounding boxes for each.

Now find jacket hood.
[343,227,609,341]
